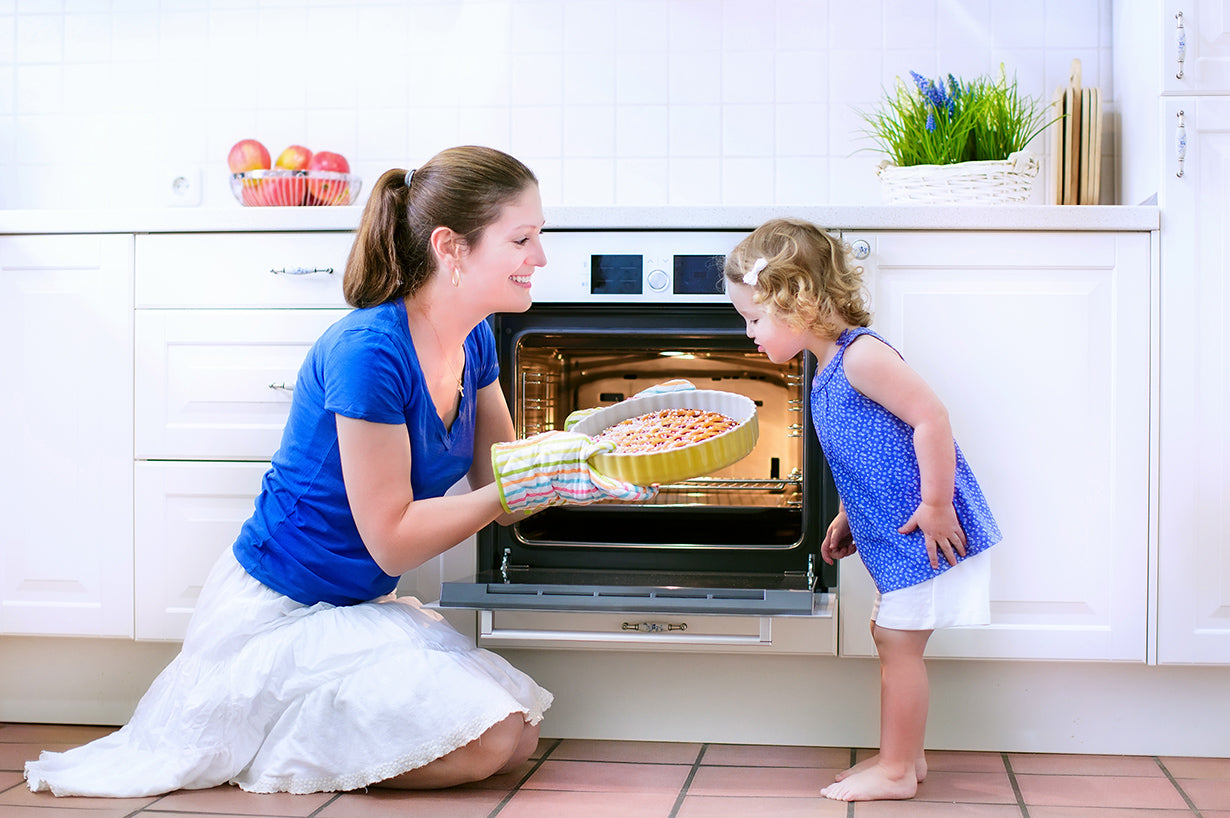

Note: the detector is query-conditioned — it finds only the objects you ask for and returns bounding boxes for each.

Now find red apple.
[228,139,270,173]
[265,175,306,206]
[306,151,351,205]
[275,144,313,170]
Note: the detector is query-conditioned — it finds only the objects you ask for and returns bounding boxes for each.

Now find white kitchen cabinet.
[1116,2,1230,664]
[1163,0,1230,94]
[1155,97,1230,663]
[0,235,135,637]
[837,231,1151,662]
[134,461,270,640]
[135,309,349,460]
[133,232,353,642]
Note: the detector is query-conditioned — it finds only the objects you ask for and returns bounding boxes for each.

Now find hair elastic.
[743,257,767,287]
[405,168,416,187]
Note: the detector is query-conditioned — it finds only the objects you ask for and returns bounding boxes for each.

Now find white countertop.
[0,204,1159,234]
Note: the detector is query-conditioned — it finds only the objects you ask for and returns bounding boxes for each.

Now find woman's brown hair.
[343,145,538,309]
[723,218,871,338]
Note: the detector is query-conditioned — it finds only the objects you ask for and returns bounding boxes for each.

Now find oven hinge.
[807,554,816,590]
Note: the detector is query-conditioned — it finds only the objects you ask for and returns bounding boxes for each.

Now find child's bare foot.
[834,752,927,783]
[821,763,918,802]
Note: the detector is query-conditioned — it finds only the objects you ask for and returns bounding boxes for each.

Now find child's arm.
[843,336,968,569]
[820,499,857,565]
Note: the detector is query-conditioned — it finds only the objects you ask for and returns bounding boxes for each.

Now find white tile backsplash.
[0,0,1114,209]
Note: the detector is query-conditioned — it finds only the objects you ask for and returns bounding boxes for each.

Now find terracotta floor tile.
[1015,774,1190,810]
[701,743,850,768]
[150,784,334,816]
[852,801,1023,817]
[686,764,833,798]
[0,742,74,772]
[1180,777,1230,811]
[925,750,1009,774]
[0,771,24,791]
[315,787,506,818]
[0,781,157,812]
[497,788,678,817]
[521,759,691,793]
[1027,808,1199,818]
[0,723,117,745]
[453,759,534,791]
[1008,752,1165,777]
[0,806,137,818]
[1161,755,1230,779]
[677,794,846,816]
[551,738,701,764]
[912,770,1018,804]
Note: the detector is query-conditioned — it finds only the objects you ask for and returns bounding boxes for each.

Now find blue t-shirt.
[810,328,1001,593]
[233,300,499,606]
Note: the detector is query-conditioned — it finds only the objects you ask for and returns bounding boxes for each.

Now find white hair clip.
[743,257,767,286]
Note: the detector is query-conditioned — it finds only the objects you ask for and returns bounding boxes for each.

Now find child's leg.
[822,624,932,801]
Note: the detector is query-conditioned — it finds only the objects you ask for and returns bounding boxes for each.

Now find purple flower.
[926,110,936,131]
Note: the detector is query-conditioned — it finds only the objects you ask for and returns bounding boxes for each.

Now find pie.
[592,408,738,454]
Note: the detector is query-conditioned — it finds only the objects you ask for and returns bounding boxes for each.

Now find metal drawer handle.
[269,382,294,392]
[270,266,334,276]
[622,621,687,633]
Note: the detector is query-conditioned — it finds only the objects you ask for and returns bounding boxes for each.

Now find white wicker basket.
[877,151,1040,205]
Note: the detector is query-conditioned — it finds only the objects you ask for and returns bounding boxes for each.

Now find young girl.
[25,146,651,798]
[724,218,1001,802]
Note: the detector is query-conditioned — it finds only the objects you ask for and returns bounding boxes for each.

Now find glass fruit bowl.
[230,170,362,207]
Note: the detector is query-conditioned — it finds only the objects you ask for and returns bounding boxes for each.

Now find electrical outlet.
[166,167,201,207]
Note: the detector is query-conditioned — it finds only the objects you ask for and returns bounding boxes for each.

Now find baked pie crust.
[593,408,738,454]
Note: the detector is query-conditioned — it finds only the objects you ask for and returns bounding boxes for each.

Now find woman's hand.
[899,501,967,568]
[820,508,857,565]
[492,430,657,514]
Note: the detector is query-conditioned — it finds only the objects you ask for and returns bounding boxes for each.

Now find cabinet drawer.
[135,461,269,641]
[136,309,349,459]
[136,232,353,308]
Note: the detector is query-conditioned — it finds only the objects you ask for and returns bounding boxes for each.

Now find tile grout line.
[307,791,344,818]
[1153,756,1204,817]
[666,742,708,818]
[487,737,562,817]
[1001,752,1031,818]
[846,748,856,818]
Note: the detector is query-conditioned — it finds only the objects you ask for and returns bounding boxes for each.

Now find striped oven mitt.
[563,379,697,431]
[492,430,658,514]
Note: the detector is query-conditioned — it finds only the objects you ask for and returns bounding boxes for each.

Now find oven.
[439,230,839,648]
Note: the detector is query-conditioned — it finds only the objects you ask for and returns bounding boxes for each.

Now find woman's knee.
[467,714,524,777]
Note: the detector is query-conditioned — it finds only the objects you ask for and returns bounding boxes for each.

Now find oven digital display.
[590,254,643,294]
[673,254,726,295]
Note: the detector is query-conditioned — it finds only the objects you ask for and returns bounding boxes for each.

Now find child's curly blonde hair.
[724,218,871,338]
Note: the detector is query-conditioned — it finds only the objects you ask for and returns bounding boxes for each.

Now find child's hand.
[899,502,968,569]
[821,509,857,564]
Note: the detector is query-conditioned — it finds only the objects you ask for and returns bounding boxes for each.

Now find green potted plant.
[860,67,1056,204]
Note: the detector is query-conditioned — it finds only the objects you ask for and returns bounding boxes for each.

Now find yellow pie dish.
[571,389,759,486]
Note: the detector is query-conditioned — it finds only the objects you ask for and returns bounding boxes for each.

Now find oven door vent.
[439,578,817,616]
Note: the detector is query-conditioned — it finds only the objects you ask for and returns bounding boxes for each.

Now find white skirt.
[870,548,992,631]
[25,550,552,797]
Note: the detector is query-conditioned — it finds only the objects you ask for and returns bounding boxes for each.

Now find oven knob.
[647,268,669,292]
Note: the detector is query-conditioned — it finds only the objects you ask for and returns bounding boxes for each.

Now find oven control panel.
[532,230,745,303]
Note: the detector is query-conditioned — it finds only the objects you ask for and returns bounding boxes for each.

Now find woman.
[26,146,649,797]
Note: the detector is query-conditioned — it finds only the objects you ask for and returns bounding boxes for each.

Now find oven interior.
[440,305,838,615]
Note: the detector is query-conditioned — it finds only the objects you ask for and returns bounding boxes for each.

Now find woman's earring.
[452,267,462,287]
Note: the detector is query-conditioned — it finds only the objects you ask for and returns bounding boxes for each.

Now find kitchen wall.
[0,0,1113,211]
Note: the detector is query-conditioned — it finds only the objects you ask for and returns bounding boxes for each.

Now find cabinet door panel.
[135,309,349,460]
[0,235,134,637]
[136,232,352,308]
[1164,0,1230,94]
[838,232,1150,661]
[135,462,269,641]
[1158,98,1230,663]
